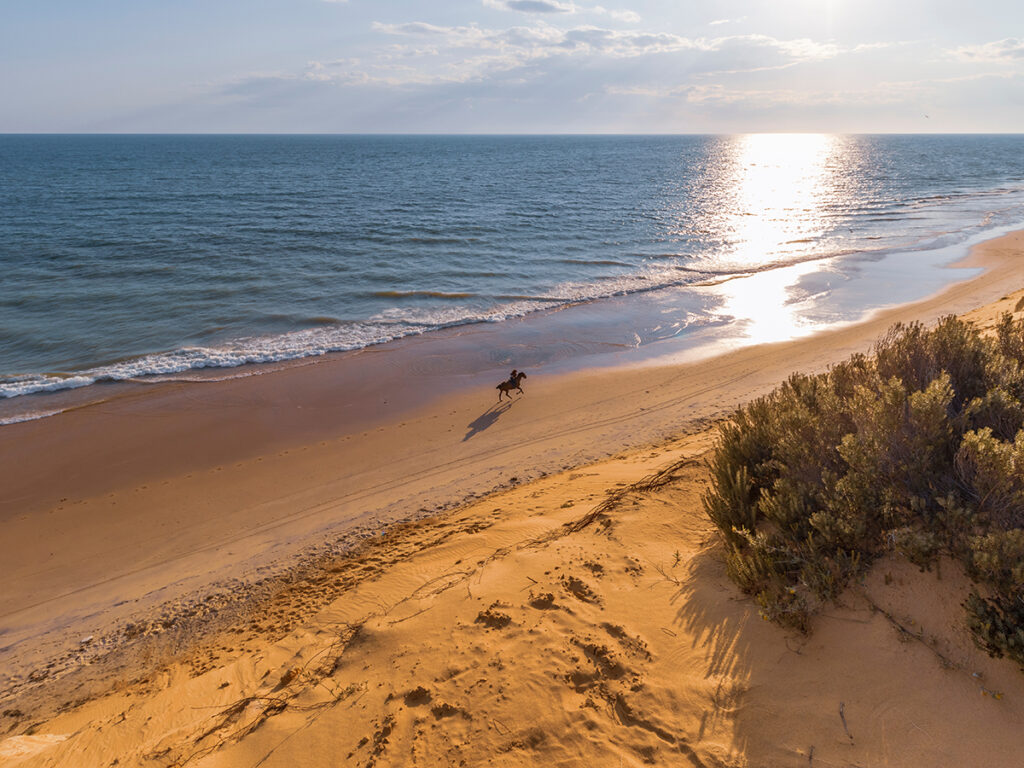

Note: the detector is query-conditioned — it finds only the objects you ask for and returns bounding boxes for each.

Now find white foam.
[0,407,71,425]
[2,265,719,401]
[5,197,1024,404]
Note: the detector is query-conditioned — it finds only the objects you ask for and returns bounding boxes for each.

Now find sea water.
[2,134,1024,412]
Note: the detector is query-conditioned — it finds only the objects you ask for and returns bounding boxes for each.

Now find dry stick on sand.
[561,457,701,536]
[651,561,685,586]
[860,592,1006,699]
[839,701,853,744]
[174,621,367,767]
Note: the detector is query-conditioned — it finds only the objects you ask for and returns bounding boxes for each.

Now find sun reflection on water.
[722,133,838,266]
[712,260,828,345]
[709,133,845,344]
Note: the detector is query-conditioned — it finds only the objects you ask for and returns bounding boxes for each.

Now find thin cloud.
[282,20,901,103]
[952,38,1024,62]
[608,82,911,107]
[371,21,484,38]
[370,21,842,63]
[484,0,639,22]
[608,66,1023,110]
[709,17,746,27]
[880,70,1022,88]
[484,0,575,12]
[591,5,640,23]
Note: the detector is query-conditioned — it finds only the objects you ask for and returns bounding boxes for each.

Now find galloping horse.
[496,371,527,401]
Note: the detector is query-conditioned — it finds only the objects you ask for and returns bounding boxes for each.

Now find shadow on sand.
[463,400,513,441]
[667,541,759,753]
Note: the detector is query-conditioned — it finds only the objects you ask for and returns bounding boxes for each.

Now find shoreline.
[8,134,1024,413]
[1,218,1013,509]
[2,229,1024,700]
[2,214,1017,429]
[2,229,1024,764]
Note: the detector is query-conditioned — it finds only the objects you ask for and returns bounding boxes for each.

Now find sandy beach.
[3,230,1024,767]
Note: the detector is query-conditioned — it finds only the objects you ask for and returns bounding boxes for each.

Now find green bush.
[964,593,1024,663]
[702,314,1024,666]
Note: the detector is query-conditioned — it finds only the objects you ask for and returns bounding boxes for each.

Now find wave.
[494,294,564,302]
[0,222,1005,403]
[7,191,1024,404]
[0,243,835,404]
[0,263,725,399]
[559,258,634,267]
[0,323,405,399]
[371,290,478,299]
[0,407,72,425]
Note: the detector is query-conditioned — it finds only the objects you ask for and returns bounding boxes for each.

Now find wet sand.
[1,230,1024,766]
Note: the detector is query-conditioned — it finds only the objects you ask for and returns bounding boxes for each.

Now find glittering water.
[2,134,1024,402]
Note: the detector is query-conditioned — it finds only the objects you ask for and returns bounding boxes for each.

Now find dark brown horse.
[496,371,527,401]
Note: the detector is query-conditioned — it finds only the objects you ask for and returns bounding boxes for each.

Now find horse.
[496,371,527,401]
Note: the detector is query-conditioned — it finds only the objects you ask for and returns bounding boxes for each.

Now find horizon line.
[3,131,1023,137]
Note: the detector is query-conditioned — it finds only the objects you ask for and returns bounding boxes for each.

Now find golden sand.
[3,231,1024,767]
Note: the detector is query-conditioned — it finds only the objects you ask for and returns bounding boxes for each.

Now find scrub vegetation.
[703,315,1024,665]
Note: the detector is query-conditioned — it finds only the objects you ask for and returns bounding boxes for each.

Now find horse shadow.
[463,400,513,442]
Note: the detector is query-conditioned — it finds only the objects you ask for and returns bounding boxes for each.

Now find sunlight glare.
[710,133,842,344]
[723,133,836,268]
[712,260,827,346]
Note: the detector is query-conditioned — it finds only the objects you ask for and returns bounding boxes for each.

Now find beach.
[2,229,1024,766]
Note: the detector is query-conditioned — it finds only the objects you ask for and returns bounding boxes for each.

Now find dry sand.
[3,230,1024,766]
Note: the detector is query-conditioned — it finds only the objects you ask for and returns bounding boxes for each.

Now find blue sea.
[2,134,1024,417]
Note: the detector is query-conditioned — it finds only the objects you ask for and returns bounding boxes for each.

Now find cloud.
[369,21,842,64]
[745,35,839,62]
[606,82,913,108]
[878,70,1022,90]
[952,38,1024,62]
[164,16,1024,135]
[233,18,902,124]
[295,22,868,97]
[606,64,1023,111]
[709,17,746,26]
[484,0,575,12]
[484,0,640,22]
[371,21,484,38]
[590,5,641,23]
[507,0,572,11]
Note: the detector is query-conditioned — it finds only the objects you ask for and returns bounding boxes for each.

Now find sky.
[1,0,1022,133]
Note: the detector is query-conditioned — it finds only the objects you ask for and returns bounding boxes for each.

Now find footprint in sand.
[560,575,601,605]
[564,639,632,694]
[475,603,512,629]
[403,686,433,706]
[600,623,652,660]
[527,591,556,610]
[430,702,467,720]
[574,640,627,680]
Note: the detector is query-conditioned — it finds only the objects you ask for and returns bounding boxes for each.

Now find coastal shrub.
[965,529,1024,662]
[961,387,1024,441]
[723,532,810,632]
[964,593,1024,663]
[702,314,1024,667]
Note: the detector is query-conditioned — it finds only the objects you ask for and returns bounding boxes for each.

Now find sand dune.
[3,231,1024,766]
[5,431,1023,767]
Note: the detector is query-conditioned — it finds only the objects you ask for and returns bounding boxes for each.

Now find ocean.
[2,133,1024,417]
